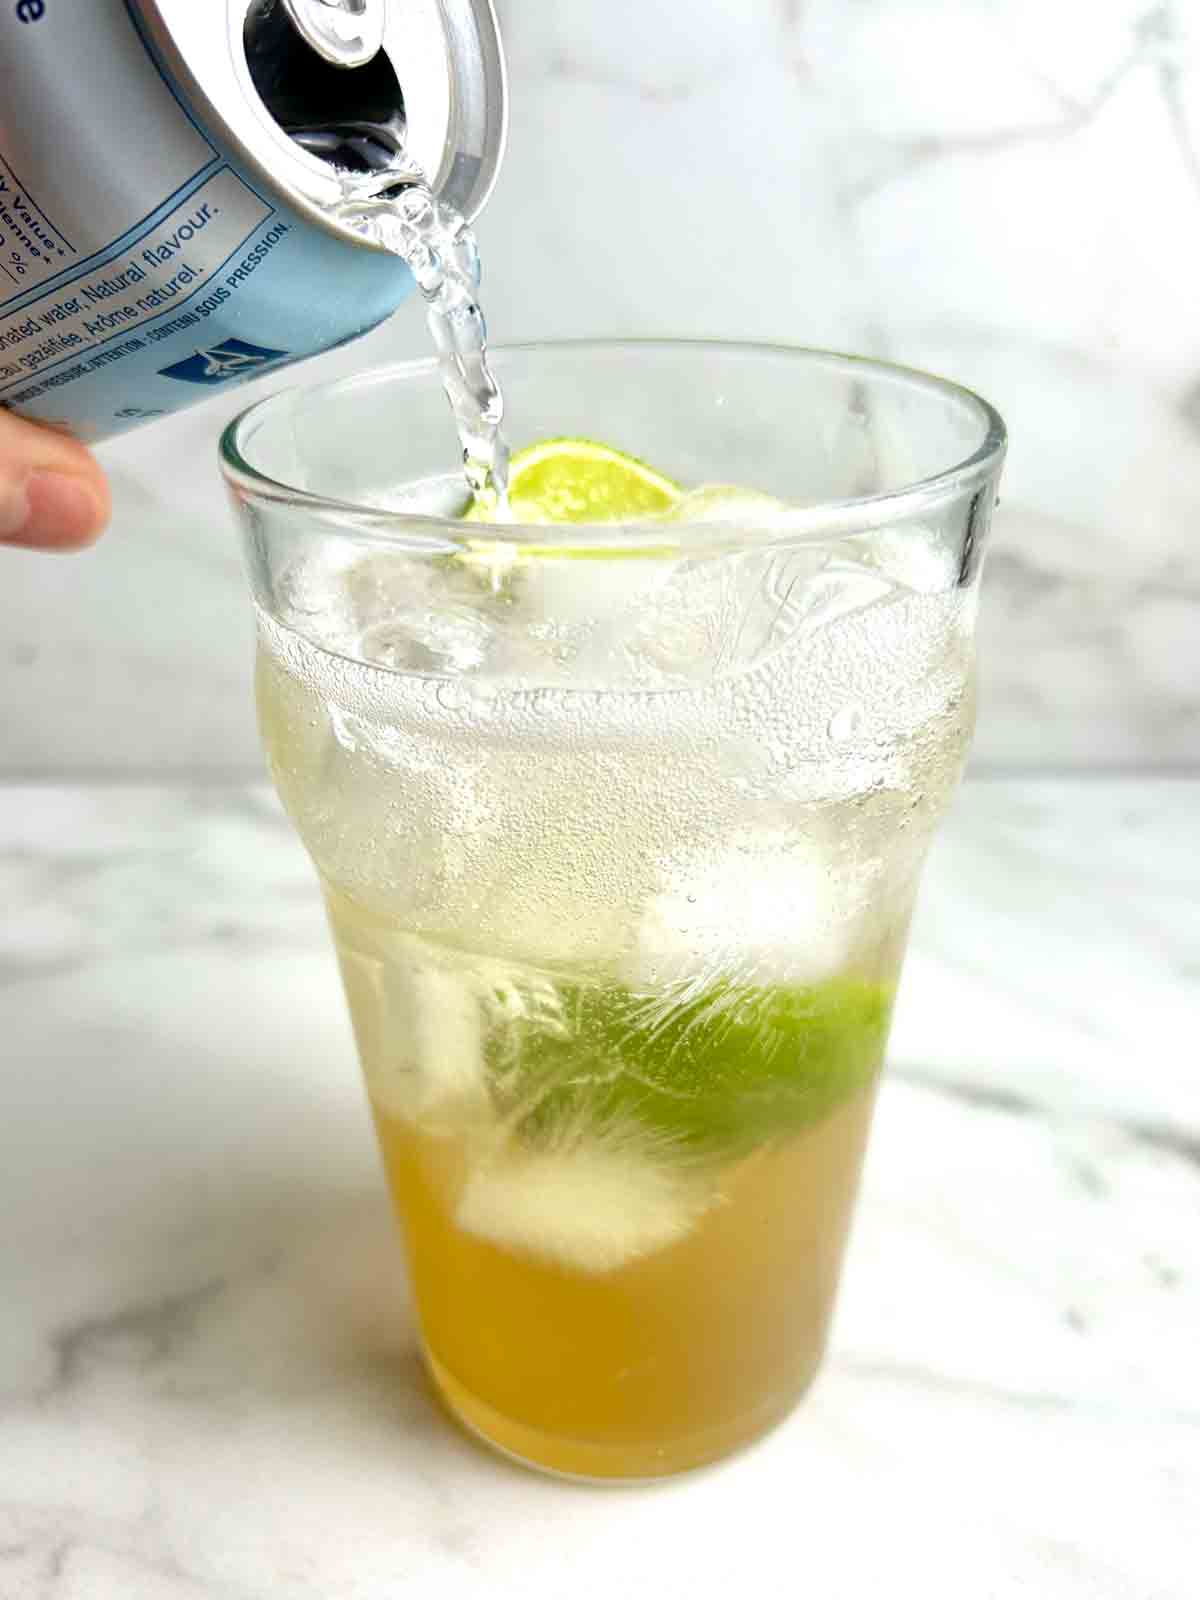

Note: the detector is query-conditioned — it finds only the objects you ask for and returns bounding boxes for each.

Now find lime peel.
[466,436,682,527]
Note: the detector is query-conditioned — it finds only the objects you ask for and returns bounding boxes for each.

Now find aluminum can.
[0,0,505,440]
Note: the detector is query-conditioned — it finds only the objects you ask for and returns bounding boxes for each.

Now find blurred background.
[3,0,1197,774]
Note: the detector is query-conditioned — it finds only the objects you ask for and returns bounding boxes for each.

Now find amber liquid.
[372,1085,877,1479]
[255,595,970,1477]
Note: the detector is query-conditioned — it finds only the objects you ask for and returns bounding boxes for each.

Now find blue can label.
[0,0,412,440]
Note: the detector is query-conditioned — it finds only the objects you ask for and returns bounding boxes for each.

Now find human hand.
[0,408,111,551]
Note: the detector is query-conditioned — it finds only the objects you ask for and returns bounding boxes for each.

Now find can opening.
[243,0,407,174]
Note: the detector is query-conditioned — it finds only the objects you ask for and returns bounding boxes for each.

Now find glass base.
[426,1349,819,1482]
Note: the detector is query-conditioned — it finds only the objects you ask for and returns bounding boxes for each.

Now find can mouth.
[244,0,408,176]
[238,0,507,216]
[134,1,506,229]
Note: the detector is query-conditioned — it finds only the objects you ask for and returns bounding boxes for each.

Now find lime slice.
[489,975,892,1157]
[461,972,890,1269]
[467,437,681,526]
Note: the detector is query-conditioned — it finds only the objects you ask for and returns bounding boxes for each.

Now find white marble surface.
[2,0,1199,773]
[0,776,1195,1598]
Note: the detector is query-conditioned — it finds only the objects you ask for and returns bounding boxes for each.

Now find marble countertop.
[0,777,1194,1599]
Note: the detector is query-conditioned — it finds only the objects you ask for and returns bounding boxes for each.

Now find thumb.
[0,408,111,551]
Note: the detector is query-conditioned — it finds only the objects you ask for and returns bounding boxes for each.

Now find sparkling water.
[332,155,510,505]
[257,555,975,973]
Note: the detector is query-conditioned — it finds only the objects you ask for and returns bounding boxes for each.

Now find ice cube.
[455,1116,717,1273]
[360,607,491,674]
[519,553,674,629]
[338,939,490,1128]
[663,484,787,525]
[852,524,957,595]
[373,472,473,518]
[780,562,894,635]
[621,833,859,992]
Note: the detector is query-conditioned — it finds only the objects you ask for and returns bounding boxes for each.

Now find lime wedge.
[467,437,681,526]
[490,975,892,1157]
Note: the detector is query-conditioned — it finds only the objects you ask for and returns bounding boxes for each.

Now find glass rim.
[219,338,1008,548]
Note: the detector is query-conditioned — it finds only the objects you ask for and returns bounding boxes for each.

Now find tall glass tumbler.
[221,342,1006,1480]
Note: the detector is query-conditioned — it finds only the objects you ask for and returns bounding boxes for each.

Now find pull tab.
[278,0,387,67]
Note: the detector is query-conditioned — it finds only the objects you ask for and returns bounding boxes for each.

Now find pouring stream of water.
[334,156,511,510]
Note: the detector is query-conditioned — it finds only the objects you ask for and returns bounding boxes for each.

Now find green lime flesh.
[487,975,894,1157]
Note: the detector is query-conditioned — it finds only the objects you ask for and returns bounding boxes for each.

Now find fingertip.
[8,470,110,551]
[0,409,112,551]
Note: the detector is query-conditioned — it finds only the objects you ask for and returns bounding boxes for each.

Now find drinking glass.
[220,341,1005,1479]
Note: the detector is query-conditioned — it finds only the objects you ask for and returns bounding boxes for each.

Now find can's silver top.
[278,0,386,68]
[133,0,506,239]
